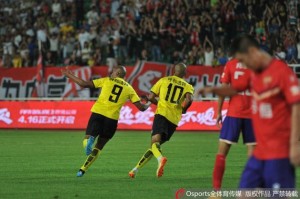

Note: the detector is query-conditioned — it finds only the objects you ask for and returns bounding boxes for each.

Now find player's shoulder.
[159,76,170,81]
[112,77,131,87]
[95,76,109,81]
[170,76,193,88]
[93,76,109,84]
[271,58,291,73]
[272,58,289,68]
[224,58,239,69]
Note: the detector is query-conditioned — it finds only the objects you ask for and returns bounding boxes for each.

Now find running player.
[212,58,255,190]
[128,63,194,178]
[200,35,300,189]
[61,66,150,177]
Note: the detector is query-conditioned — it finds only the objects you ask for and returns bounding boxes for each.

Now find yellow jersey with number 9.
[151,76,194,125]
[91,77,140,120]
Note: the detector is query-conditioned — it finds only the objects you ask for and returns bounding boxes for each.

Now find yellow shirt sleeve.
[129,87,141,103]
[151,78,163,95]
[93,78,106,88]
[186,84,194,95]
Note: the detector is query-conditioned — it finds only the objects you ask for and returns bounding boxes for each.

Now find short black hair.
[230,34,260,54]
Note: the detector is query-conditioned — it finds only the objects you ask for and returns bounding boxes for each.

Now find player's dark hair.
[174,63,187,77]
[230,34,260,54]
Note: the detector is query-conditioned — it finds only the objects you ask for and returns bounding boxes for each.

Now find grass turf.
[0,130,299,199]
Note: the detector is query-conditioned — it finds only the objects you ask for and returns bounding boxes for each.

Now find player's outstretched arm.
[61,68,94,88]
[182,93,193,114]
[147,92,158,105]
[290,103,300,167]
[199,85,238,97]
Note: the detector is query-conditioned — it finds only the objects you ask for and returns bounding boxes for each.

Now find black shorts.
[86,113,118,139]
[152,114,177,142]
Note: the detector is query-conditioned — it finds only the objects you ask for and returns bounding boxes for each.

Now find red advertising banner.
[0,62,224,99]
[0,101,228,131]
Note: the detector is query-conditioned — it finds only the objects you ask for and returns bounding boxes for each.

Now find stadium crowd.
[0,0,300,68]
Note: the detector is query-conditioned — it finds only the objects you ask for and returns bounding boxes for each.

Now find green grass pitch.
[0,130,299,199]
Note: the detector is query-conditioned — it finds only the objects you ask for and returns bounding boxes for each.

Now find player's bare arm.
[147,92,158,105]
[61,68,94,88]
[182,93,193,114]
[290,103,300,167]
[216,83,228,127]
[199,85,238,98]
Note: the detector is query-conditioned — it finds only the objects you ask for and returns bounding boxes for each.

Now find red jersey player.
[212,58,256,190]
[201,35,300,189]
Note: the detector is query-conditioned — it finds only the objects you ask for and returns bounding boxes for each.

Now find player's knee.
[218,142,231,156]
[151,134,161,144]
[84,135,91,139]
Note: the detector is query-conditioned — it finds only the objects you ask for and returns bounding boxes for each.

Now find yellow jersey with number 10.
[151,76,194,125]
[91,77,140,120]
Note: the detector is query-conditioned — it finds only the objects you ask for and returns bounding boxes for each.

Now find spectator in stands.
[45,51,55,66]
[1,0,300,66]
[27,37,37,66]
[216,47,228,66]
[106,37,117,73]
[19,41,29,67]
[81,41,91,65]
[214,17,225,50]
[52,0,62,17]
[204,37,214,66]
[138,49,149,61]
[60,21,74,39]
[90,47,101,66]
[72,43,82,65]
[118,27,128,64]
[274,46,286,60]
[49,33,59,64]
[150,28,161,61]
[78,28,91,49]
[62,34,75,60]
[86,5,99,26]
[12,52,22,68]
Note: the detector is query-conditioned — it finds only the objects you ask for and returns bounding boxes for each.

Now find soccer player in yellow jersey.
[129,63,194,178]
[61,66,150,177]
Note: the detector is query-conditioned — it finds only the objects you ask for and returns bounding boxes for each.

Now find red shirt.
[221,59,252,118]
[251,59,300,160]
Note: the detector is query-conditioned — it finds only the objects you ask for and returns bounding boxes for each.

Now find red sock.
[212,154,226,190]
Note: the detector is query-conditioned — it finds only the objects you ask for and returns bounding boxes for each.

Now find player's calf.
[129,149,153,178]
[85,136,95,155]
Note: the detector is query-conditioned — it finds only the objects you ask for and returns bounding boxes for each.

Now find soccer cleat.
[128,171,136,179]
[128,168,138,179]
[156,157,167,178]
[85,136,95,155]
[76,169,85,177]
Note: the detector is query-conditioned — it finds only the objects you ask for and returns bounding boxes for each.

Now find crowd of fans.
[0,0,300,68]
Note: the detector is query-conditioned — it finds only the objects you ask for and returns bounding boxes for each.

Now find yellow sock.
[134,149,153,170]
[80,148,101,172]
[83,139,88,149]
[151,142,162,162]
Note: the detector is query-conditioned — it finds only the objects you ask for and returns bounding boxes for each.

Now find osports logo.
[175,188,186,199]
[0,108,13,124]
